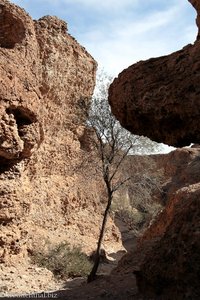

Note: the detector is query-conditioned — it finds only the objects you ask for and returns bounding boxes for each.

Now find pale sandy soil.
[0,218,149,300]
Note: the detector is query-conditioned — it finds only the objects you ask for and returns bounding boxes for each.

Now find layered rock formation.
[0,0,121,271]
[108,0,200,298]
[109,0,200,147]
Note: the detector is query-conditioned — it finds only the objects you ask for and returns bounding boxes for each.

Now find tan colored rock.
[114,147,200,298]
[109,0,200,147]
[108,2,200,294]
[0,0,122,270]
[135,149,200,298]
[139,147,200,242]
[111,147,200,298]
[136,182,200,299]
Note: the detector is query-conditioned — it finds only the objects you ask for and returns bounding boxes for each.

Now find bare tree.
[77,71,162,283]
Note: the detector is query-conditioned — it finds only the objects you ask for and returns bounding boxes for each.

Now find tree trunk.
[87,192,112,283]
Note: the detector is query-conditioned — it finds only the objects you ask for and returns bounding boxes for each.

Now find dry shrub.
[30,241,92,279]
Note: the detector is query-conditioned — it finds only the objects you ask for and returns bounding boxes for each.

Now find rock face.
[109,0,200,147]
[112,146,200,299]
[0,0,121,269]
[140,147,200,241]
[108,1,200,297]
[190,0,200,38]
[135,149,200,298]
[137,183,200,299]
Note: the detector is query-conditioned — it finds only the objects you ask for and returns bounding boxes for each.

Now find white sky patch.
[115,6,181,36]
[61,0,139,11]
[52,0,138,11]
[12,0,139,14]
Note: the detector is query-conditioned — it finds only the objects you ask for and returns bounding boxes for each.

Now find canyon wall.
[113,146,200,299]
[109,0,200,298]
[0,0,121,267]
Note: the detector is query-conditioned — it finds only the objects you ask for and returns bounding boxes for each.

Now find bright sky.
[11,0,197,76]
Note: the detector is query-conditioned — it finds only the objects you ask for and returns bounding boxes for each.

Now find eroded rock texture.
[113,146,200,299]
[109,0,200,298]
[109,0,200,147]
[137,184,200,299]
[0,0,122,266]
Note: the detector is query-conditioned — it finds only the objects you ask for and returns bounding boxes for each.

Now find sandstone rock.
[108,4,200,294]
[0,0,122,269]
[112,147,200,299]
[135,149,200,299]
[109,0,200,147]
[139,147,200,242]
[136,183,200,299]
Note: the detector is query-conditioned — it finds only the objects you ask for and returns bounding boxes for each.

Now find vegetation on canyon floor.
[30,241,92,279]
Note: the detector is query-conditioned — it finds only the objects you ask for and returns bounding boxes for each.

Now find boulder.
[109,0,200,147]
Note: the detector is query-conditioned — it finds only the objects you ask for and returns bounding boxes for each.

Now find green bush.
[30,241,92,279]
